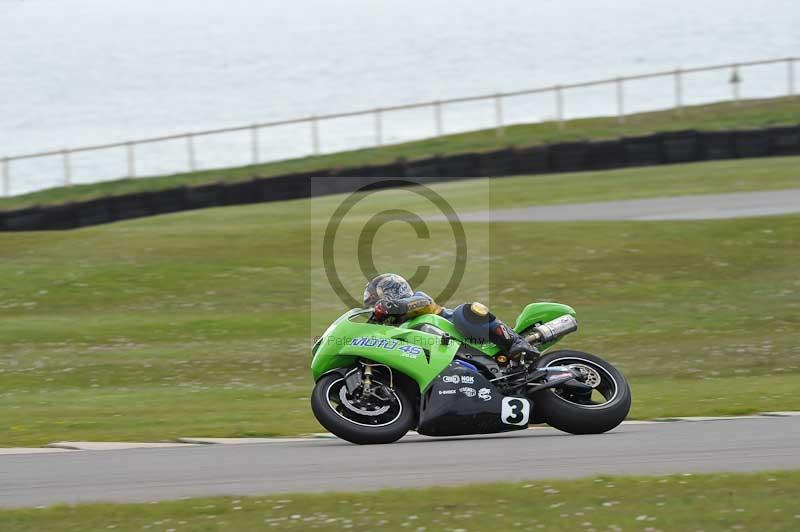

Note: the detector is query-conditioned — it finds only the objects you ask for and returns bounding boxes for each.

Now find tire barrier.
[623,134,663,166]
[2,124,799,231]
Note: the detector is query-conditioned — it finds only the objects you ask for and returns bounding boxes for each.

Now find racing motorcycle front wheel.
[311,370,417,445]
[532,350,631,435]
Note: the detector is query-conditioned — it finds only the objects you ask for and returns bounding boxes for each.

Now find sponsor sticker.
[399,345,422,357]
[501,397,531,426]
[478,387,492,401]
[350,337,398,349]
[459,387,476,398]
[349,337,423,358]
[438,389,457,395]
[442,375,460,384]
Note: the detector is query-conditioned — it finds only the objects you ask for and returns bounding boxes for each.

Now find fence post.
[494,94,505,139]
[730,65,741,106]
[374,108,383,146]
[310,117,320,155]
[126,142,136,178]
[555,86,565,130]
[1,158,9,197]
[433,101,443,137]
[674,69,684,116]
[186,134,196,171]
[788,58,796,96]
[62,150,72,185]
[616,78,626,124]
[251,125,260,165]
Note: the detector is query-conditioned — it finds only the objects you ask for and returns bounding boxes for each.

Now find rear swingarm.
[526,366,586,392]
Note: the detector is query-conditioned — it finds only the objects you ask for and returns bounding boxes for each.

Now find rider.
[363,273,535,358]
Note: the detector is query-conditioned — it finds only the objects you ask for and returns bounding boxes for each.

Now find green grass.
[480,155,800,209]
[3,471,800,530]
[1,157,799,446]
[2,96,799,211]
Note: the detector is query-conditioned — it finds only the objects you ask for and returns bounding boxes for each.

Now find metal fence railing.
[1,56,797,197]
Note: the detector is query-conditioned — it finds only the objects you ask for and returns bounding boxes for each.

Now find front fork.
[344,362,394,402]
[362,365,373,394]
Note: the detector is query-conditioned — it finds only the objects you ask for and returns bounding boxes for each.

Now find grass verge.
[2,471,800,530]
[1,96,799,211]
[1,158,799,446]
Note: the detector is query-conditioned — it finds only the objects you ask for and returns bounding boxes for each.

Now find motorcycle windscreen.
[417,363,532,437]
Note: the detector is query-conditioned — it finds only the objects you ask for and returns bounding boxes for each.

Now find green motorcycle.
[310,302,631,444]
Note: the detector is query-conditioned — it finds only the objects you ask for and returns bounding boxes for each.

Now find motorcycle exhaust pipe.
[525,314,578,344]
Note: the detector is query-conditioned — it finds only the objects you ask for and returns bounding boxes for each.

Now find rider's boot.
[488,320,538,358]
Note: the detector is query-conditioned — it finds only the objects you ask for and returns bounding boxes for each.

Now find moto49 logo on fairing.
[350,337,423,358]
[350,337,398,349]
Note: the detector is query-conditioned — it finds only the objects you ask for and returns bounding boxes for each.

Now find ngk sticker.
[443,374,475,385]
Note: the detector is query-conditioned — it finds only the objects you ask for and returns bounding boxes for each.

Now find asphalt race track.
[2,417,800,508]
[453,189,800,222]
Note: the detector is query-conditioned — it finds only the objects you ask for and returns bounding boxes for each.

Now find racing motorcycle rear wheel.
[311,370,417,445]
[532,350,631,434]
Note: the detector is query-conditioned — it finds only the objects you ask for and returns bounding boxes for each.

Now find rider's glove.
[373,298,409,321]
[373,301,389,321]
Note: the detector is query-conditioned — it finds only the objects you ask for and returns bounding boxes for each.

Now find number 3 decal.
[501,397,531,426]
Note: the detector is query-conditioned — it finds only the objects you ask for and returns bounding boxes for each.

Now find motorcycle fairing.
[311,309,460,389]
[417,363,533,437]
[513,302,577,350]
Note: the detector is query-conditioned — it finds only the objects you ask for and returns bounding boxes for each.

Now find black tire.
[311,371,417,445]
[531,350,631,435]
